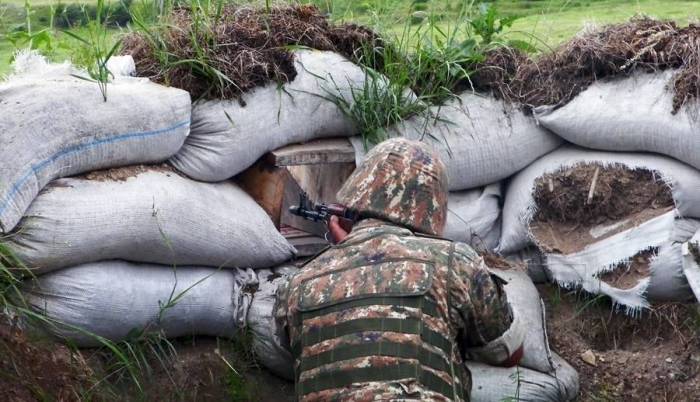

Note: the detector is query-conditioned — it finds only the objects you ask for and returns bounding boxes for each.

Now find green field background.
[1,0,699,75]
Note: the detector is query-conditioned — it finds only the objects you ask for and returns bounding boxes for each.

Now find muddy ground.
[2,284,699,401]
[541,286,700,402]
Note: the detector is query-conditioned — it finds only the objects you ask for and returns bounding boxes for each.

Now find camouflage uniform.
[274,139,523,401]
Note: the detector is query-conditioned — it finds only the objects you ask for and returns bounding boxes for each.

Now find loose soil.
[78,163,176,182]
[0,319,295,402]
[0,318,97,401]
[472,18,700,114]
[123,5,381,100]
[541,285,700,401]
[530,164,674,254]
[596,249,656,290]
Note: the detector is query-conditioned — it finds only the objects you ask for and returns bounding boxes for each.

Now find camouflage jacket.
[274,219,515,402]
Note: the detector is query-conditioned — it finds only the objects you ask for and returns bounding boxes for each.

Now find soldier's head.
[337,138,448,236]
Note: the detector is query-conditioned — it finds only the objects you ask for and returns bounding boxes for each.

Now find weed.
[500,364,522,402]
[63,0,122,101]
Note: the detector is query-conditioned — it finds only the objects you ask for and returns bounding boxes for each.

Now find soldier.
[273,138,525,401]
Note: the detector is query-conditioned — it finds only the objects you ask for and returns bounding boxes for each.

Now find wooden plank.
[268,138,356,166]
[235,160,289,228]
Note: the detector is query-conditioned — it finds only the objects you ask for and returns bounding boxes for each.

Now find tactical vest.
[286,226,468,401]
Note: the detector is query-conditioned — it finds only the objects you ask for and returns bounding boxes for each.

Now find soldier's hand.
[328,215,350,244]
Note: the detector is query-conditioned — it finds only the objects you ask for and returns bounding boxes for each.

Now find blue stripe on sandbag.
[0,119,191,219]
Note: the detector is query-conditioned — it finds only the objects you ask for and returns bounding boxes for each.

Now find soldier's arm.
[449,244,525,367]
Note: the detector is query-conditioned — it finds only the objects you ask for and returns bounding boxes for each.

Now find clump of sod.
[472,17,700,113]
[532,164,674,226]
[122,4,382,100]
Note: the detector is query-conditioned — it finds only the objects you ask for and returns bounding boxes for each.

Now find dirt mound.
[123,5,381,100]
[0,320,96,400]
[530,164,674,254]
[472,18,700,113]
[541,286,700,401]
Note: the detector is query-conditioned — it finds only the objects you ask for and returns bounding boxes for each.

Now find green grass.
[2,0,700,76]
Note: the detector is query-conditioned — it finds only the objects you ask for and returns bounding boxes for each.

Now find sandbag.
[499,146,700,254]
[248,266,297,381]
[467,352,579,402]
[23,261,257,346]
[535,70,700,170]
[3,168,295,273]
[351,92,563,191]
[545,212,700,312]
[491,269,554,374]
[169,50,368,181]
[444,184,502,251]
[0,54,191,234]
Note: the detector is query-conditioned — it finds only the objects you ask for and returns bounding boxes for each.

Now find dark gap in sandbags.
[123,5,382,100]
[529,164,674,254]
[471,17,700,114]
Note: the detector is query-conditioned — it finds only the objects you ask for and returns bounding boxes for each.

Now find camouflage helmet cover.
[337,138,448,236]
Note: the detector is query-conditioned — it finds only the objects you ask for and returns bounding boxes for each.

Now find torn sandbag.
[23,261,257,347]
[545,213,700,311]
[681,230,700,302]
[467,352,579,402]
[0,53,191,234]
[499,147,700,310]
[169,50,369,181]
[350,92,563,191]
[536,70,700,170]
[444,184,502,251]
[3,167,295,273]
[499,146,700,254]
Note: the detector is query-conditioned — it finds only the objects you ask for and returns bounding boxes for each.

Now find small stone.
[581,350,597,366]
[666,357,674,364]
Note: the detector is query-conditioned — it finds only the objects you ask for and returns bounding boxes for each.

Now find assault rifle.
[289,192,359,228]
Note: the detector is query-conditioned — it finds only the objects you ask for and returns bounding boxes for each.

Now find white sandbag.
[105,55,136,77]
[0,56,191,234]
[491,269,554,374]
[544,212,700,312]
[444,184,502,251]
[535,70,700,170]
[467,352,578,402]
[350,92,563,191]
[4,169,295,273]
[23,261,257,346]
[499,146,700,254]
[681,230,700,302]
[248,266,297,380]
[170,50,368,181]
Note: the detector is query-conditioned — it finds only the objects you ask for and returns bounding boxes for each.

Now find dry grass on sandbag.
[529,164,674,254]
[471,17,700,113]
[122,5,382,100]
